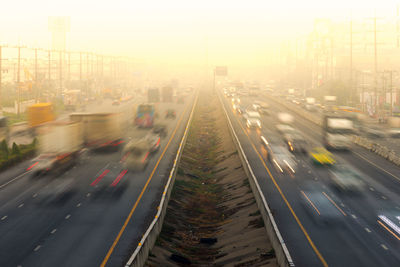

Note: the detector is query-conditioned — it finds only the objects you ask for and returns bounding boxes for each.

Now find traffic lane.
[245,114,397,267]
[17,96,194,267]
[222,96,325,267]
[260,96,400,259]
[103,97,194,267]
[223,95,399,266]
[264,95,400,194]
[0,152,119,267]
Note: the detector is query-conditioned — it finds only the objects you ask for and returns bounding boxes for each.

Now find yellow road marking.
[231,106,329,267]
[322,192,346,216]
[100,97,196,267]
[301,190,321,215]
[378,220,400,241]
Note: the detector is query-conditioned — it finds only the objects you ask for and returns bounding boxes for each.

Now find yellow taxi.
[310,147,335,165]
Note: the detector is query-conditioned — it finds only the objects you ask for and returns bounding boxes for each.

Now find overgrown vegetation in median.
[0,138,37,171]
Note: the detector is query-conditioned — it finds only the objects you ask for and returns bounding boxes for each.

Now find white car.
[246,118,262,129]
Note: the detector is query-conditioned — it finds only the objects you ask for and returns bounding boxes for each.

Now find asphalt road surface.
[221,92,400,267]
[0,92,196,267]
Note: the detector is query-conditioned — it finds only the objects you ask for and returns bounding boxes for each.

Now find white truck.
[32,121,83,176]
[70,113,123,151]
[322,116,354,150]
[387,117,400,138]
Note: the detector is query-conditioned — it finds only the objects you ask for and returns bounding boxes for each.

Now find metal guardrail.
[124,93,198,267]
[218,93,295,267]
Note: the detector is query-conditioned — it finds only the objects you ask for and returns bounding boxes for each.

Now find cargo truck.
[322,115,354,150]
[31,121,83,177]
[27,103,56,128]
[70,113,123,151]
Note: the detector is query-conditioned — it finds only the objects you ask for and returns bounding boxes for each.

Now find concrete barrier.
[219,93,295,267]
[124,93,198,267]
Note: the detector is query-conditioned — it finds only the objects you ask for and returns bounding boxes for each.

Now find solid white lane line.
[0,171,31,190]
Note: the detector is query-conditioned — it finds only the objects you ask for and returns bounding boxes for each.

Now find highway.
[221,92,400,267]
[0,93,196,267]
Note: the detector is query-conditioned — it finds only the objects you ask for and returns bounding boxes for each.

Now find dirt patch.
[146,90,277,267]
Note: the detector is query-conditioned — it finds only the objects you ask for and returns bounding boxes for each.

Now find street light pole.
[0,45,2,113]
[17,46,21,115]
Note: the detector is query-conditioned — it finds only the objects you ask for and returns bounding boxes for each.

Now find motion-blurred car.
[276,124,296,135]
[112,100,120,106]
[265,143,296,173]
[284,132,308,153]
[329,164,365,193]
[258,102,269,115]
[246,117,262,129]
[152,124,167,138]
[310,147,335,165]
[165,109,176,119]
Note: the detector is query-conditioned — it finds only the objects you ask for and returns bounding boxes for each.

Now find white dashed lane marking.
[18,203,24,208]
[34,245,41,252]
[381,244,389,250]
[51,229,57,234]
[365,228,371,233]
[1,215,7,221]
[65,214,71,220]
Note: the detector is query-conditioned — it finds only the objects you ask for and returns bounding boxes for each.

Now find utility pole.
[0,45,2,113]
[68,52,71,83]
[86,52,89,97]
[48,50,51,87]
[34,48,38,101]
[17,46,21,115]
[79,52,82,90]
[390,71,393,116]
[350,19,353,105]
[59,50,62,96]
[374,16,378,114]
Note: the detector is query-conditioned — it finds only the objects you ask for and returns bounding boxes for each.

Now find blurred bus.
[135,104,155,128]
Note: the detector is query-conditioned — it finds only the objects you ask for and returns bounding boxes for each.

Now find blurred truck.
[322,115,354,150]
[135,104,155,128]
[161,86,174,102]
[32,121,83,177]
[387,117,400,137]
[148,88,160,103]
[122,133,161,171]
[27,103,56,128]
[70,113,123,151]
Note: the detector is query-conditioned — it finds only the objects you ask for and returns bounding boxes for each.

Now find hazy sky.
[0,0,399,77]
